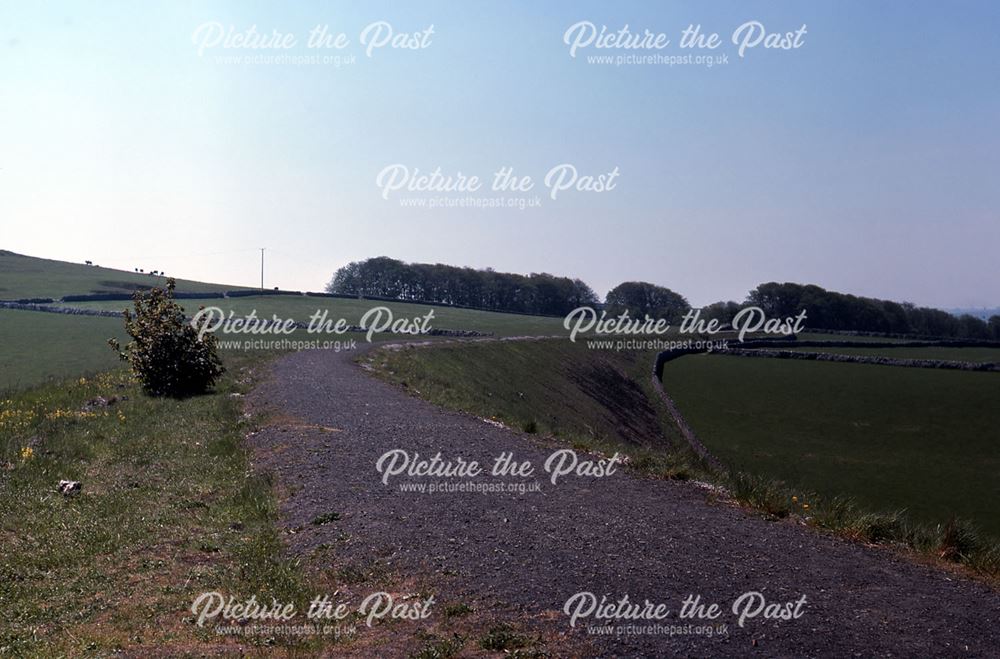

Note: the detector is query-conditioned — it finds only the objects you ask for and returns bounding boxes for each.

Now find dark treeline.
[734,282,1000,340]
[327,259,1000,339]
[605,281,689,322]
[327,257,599,316]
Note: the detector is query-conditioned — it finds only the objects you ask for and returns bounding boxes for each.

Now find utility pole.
[260,248,265,291]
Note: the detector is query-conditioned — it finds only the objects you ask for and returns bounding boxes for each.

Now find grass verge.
[0,354,318,654]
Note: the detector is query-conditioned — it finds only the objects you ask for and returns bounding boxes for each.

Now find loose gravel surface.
[247,345,1000,658]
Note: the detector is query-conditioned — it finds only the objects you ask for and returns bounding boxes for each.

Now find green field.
[661,354,1000,536]
[0,310,129,392]
[0,251,568,390]
[0,250,236,299]
[785,345,1000,362]
[61,295,566,338]
[796,332,913,343]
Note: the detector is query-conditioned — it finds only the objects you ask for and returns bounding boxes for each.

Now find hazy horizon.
[2,1,998,308]
[5,246,999,316]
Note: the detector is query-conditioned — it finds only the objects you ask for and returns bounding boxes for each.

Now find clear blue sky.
[1,1,998,307]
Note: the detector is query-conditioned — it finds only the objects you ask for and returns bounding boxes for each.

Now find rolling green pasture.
[785,345,1000,362]
[796,332,911,343]
[0,306,436,391]
[0,250,567,390]
[62,295,567,337]
[0,310,129,392]
[0,250,235,299]
[661,354,1000,536]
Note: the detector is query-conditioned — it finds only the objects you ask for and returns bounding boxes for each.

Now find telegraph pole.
[260,248,265,291]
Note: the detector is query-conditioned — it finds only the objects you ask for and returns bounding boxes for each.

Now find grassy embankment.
[365,339,713,479]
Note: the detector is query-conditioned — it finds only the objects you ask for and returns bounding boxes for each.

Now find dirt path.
[247,345,1000,657]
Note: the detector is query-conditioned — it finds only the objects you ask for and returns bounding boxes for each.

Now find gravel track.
[247,345,1000,658]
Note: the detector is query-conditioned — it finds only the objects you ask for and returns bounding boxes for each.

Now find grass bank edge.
[0,352,326,654]
[362,339,1000,584]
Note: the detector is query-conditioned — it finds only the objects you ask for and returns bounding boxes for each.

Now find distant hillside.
[0,250,237,300]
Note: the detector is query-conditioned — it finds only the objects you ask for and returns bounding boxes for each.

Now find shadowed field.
[785,345,1000,362]
[661,354,1000,536]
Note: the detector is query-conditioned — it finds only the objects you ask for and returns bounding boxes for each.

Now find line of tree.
[604,281,690,322]
[704,282,1000,340]
[326,257,599,316]
[327,258,1000,339]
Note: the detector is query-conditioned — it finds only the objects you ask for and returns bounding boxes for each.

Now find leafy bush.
[109,278,224,397]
